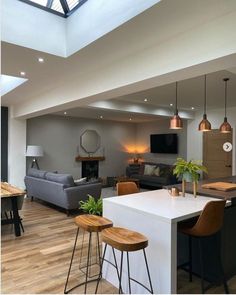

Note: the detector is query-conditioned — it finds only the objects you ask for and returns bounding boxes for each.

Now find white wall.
[66,0,159,56]
[8,107,26,188]
[187,107,236,174]
[1,0,66,57]
[26,115,136,178]
[136,119,187,164]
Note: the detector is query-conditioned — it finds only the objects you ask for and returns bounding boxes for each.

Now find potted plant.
[173,158,207,197]
[79,194,103,216]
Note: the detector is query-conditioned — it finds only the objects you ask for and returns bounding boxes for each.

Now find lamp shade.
[219,117,232,133]
[198,114,211,131]
[26,145,44,157]
[170,113,183,129]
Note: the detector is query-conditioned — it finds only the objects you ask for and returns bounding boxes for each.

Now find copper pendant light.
[170,82,183,129]
[198,75,211,131]
[219,78,232,133]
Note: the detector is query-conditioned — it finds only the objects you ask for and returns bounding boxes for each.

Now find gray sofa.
[126,162,178,188]
[24,169,102,214]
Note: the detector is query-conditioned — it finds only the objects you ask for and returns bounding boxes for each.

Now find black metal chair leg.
[119,251,124,294]
[84,232,92,294]
[20,219,24,232]
[198,239,205,294]
[95,243,108,294]
[126,252,132,294]
[64,227,80,294]
[189,236,192,282]
[143,248,154,294]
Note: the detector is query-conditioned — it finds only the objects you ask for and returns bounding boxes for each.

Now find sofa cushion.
[159,166,172,177]
[74,177,87,185]
[45,172,75,188]
[27,168,47,179]
[153,166,160,176]
[144,164,156,175]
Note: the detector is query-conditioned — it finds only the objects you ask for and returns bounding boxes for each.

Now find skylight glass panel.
[51,0,64,13]
[29,0,47,6]
[67,0,80,10]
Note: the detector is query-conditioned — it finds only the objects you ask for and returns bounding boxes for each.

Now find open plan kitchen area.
[1,0,236,294]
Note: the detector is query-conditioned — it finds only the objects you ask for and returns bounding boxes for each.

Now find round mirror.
[80,130,100,153]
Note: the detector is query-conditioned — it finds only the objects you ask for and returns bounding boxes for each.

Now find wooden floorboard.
[1,198,236,294]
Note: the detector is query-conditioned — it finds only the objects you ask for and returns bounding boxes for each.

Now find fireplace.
[82,160,99,180]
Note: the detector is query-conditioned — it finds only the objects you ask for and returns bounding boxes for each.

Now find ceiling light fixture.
[170,82,183,129]
[100,115,103,119]
[129,118,132,121]
[20,71,26,76]
[170,103,173,107]
[38,57,44,63]
[144,98,148,102]
[219,78,232,133]
[191,107,195,110]
[198,75,211,132]
[64,111,67,115]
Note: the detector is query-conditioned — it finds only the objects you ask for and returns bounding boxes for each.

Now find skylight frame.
[18,0,88,18]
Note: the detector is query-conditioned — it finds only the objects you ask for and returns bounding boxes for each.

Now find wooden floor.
[1,198,236,294]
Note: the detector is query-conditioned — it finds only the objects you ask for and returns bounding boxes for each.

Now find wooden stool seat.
[102,227,148,252]
[75,214,113,232]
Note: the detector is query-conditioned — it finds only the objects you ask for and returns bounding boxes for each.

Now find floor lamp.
[26,145,44,170]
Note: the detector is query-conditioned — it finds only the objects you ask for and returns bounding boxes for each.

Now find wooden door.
[203,129,232,179]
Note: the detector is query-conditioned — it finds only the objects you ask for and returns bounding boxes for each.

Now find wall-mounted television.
[150,133,178,154]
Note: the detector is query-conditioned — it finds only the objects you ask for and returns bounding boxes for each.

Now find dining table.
[1,182,26,237]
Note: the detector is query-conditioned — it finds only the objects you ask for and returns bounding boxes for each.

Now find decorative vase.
[182,179,186,197]
[193,181,197,198]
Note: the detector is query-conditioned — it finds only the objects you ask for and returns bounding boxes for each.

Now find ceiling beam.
[59,0,69,15]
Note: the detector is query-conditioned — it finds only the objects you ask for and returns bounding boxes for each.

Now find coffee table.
[113,176,140,190]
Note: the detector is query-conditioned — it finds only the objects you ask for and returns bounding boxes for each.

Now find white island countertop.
[102,189,227,294]
[103,189,222,223]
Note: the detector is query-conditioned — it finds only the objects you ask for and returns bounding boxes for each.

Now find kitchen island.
[102,189,226,294]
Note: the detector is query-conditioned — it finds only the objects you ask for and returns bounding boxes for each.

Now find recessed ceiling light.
[38,57,44,63]
[170,103,173,107]
[144,98,148,102]
[64,111,67,115]
[20,71,26,76]
[100,115,103,119]
[129,118,132,121]
[191,107,195,110]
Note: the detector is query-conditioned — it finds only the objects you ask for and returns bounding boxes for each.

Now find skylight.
[19,0,87,17]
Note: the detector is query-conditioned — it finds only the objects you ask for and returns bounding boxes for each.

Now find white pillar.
[8,107,26,188]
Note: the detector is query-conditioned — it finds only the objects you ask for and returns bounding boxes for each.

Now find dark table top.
[165,176,236,201]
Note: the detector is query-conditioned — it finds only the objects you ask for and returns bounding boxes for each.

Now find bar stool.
[178,200,229,294]
[64,214,113,294]
[95,227,153,294]
[117,182,139,196]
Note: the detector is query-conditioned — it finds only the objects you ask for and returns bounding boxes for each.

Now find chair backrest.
[117,182,139,196]
[192,200,226,237]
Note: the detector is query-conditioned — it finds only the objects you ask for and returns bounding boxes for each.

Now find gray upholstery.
[24,169,102,211]
[27,168,47,179]
[126,162,178,188]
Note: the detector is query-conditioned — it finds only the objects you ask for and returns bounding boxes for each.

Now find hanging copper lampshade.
[170,82,183,129]
[198,75,211,131]
[220,78,232,133]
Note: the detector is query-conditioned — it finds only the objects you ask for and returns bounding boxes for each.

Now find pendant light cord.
[175,81,178,115]
[224,79,227,118]
[204,75,207,115]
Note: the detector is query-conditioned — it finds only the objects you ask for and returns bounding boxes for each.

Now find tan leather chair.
[116,182,139,196]
[178,200,229,294]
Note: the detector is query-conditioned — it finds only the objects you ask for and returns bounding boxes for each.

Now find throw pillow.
[74,177,87,185]
[152,166,160,176]
[144,164,155,175]
[159,167,171,177]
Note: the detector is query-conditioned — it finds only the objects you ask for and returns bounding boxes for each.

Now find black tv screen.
[150,134,178,154]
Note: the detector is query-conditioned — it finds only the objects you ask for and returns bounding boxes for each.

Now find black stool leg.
[126,252,131,294]
[189,236,192,282]
[64,227,80,294]
[112,248,123,294]
[95,243,108,294]
[119,251,124,294]
[84,232,92,294]
[143,248,154,294]
[198,238,205,294]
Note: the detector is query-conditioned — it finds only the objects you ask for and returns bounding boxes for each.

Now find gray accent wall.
[27,115,187,178]
[27,115,136,178]
[135,119,187,164]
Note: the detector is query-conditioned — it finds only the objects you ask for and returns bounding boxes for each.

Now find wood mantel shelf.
[75,156,105,162]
